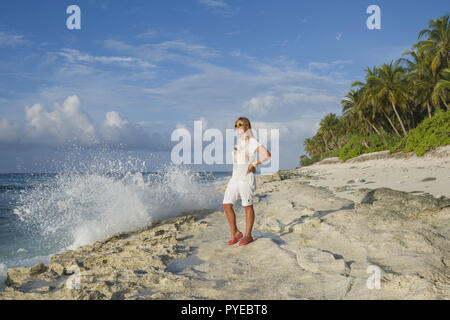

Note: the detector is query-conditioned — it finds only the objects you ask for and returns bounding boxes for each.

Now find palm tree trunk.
[443,99,449,111]
[426,101,432,118]
[382,109,401,136]
[367,120,382,135]
[379,123,387,134]
[321,135,328,151]
[391,102,408,136]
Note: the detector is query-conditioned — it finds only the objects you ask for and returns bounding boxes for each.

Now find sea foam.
[13,153,222,252]
[0,263,7,288]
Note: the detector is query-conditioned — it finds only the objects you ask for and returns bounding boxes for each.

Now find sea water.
[0,154,230,287]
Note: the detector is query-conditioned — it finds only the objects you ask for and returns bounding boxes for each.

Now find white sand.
[301,145,450,202]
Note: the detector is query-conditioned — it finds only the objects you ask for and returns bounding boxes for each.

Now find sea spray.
[12,150,222,256]
[0,263,7,289]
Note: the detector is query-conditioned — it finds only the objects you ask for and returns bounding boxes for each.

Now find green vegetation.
[391,109,450,156]
[301,15,449,167]
[338,133,402,162]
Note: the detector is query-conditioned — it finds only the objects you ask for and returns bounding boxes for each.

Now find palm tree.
[352,68,402,136]
[414,15,450,80]
[400,49,435,118]
[304,134,326,157]
[365,61,410,136]
[318,113,340,150]
[341,90,360,131]
[403,52,435,118]
[341,89,382,135]
[432,67,450,110]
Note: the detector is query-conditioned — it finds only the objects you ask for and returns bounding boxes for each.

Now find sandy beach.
[1,146,449,300]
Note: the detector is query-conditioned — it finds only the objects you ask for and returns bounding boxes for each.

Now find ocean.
[0,161,231,287]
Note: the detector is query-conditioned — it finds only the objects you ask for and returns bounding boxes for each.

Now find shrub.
[299,149,340,167]
[301,111,449,165]
[393,110,450,156]
[299,154,320,167]
[338,134,401,161]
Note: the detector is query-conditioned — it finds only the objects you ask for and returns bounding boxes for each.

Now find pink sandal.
[227,232,243,246]
[238,236,254,246]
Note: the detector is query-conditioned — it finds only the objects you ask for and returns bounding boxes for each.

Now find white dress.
[222,136,262,207]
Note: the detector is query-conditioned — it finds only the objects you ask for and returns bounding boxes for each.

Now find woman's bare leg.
[223,203,241,239]
[243,205,255,240]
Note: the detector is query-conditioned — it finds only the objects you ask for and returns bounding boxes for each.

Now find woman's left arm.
[247,145,271,173]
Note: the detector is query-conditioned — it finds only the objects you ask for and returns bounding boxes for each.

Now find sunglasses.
[234,123,248,128]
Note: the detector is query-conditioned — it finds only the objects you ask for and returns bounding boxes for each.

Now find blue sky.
[0,0,448,172]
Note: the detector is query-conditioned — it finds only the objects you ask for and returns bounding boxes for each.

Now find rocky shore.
[1,147,449,300]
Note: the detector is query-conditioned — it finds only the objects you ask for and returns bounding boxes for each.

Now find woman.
[222,117,271,246]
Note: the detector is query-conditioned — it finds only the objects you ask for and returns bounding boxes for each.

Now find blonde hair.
[235,116,251,128]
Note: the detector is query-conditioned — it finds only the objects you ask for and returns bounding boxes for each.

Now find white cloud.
[0,31,31,47]
[243,96,280,115]
[308,62,330,70]
[58,48,156,68]
[0,118,20,144]
[141,51,347,113]
[155,40,222,59]
[24,95,99,147]
[336,33,342,41]
[100,111,165,149]
[103,111,128,128]
[198,0,228,8]
[197,0,236,16]
[308,59,353,70]
[242,92,340,117]
[332,59,353,65]
[56,63,98,76]
[270,39,289,48]
[224,29,250,36]
[175,123,188,130]
[135,27,161,39]
[230,49,241,57]
[252,118,318,141]
[1,95,169,150]
[251,120,289,137]
[100,39,222,65]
